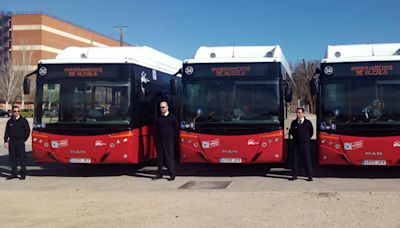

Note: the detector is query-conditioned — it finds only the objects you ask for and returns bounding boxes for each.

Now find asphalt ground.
[0,117,400,227]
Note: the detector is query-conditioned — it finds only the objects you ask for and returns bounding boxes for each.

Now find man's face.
[296,109,304,119]
[160,102,168,114]
[12,108,20,117]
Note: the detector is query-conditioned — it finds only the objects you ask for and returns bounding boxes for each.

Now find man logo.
[185,66,194,75]
[324,66,334,75]
[39,67,47,76]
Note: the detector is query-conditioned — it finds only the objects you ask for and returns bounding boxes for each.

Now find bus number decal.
[201,139,220,149]
[343,140,364,151]
[51,139,68,148]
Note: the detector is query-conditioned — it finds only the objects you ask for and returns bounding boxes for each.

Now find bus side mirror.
[310,78,319,96]
[23,78,30,95]
[285,87,293,103]
[23,69,38,95]
[309,68,320,96]
[170,77,177,95]
[138,85,146,102]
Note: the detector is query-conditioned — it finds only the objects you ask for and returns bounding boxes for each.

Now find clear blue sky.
[2,0,400,63]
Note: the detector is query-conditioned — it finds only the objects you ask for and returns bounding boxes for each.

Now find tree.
[291,59,318,113]
[0,58,21,110]
[0,47,34,110]
[12,46,34,109]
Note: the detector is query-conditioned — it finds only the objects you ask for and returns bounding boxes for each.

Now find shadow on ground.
[1,151,400,179]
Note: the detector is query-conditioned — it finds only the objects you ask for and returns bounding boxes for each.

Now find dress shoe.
[151,176,162,180]
[6,175,17,180]
[289,176,297,181]
[20,176,26,180]
[307,177,313,182]
[168,176,175,181]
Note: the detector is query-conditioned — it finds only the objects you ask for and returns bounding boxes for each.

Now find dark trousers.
[9,141,27,177]
[291,143,312,178]
[156,138,176,178]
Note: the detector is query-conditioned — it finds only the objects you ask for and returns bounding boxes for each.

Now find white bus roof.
[184,45,292,76]
[39,46,182,75]
[322,43,400,63]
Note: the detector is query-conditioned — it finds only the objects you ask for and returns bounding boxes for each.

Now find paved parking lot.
[0,118,400,227]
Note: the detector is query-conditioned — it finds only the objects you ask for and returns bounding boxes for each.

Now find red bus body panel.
[319,132,400,166]
[180,130,284,163]
[32,127,156,164]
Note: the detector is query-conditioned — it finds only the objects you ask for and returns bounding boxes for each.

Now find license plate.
[362,160,386,166]
[219,158,242,163]
[69,158,91,164]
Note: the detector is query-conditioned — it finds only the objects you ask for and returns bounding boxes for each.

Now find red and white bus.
[24,46,181,164]
[180,46,293,163]
[315,43,400,166]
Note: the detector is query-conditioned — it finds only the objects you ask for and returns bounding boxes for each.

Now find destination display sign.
[321,61,400,77]
[64,67,103,77]
[37,64,128,79]
[183,62,280,78]
[211,66,251,76]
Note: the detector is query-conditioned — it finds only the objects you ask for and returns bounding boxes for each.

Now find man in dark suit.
[152,101,178,181]
[289,107,314,181]
[4,105,30,180]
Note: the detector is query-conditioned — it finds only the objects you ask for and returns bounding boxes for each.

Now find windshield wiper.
[343,120,352,125]
[342,119,391,125]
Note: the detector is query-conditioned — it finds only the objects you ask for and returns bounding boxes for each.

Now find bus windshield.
[182,80,280,130]
[38,81,130,126]
[321,79,400,128]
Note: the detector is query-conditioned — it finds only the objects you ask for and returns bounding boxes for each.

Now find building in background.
[1,11,128,70]
[0,12,12,61]
[0,11,129,109]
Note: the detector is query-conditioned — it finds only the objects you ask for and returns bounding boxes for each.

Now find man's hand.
[4,142,8,149]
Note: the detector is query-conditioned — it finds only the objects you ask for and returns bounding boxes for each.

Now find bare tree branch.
[291,59,319,113]
[0,58,20,110]
[0,45,34,110]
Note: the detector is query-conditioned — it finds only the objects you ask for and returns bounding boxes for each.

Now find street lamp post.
[113,26,127,47]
